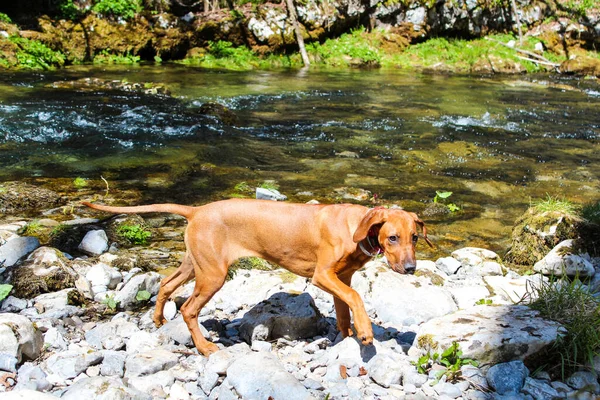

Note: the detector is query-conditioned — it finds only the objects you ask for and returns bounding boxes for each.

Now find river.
[1,65,599,258]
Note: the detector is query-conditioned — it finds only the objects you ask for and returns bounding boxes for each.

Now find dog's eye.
[412,234,419,243]
[388,235,398,243]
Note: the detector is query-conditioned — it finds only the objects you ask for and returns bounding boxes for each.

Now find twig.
[515,55,560,67]
[485,37,557,65]
[101,175,110,197]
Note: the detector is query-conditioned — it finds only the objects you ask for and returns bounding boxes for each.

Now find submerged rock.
[198,102,239,126]
[0,182,62,215]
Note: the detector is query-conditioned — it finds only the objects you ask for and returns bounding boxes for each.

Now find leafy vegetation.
[117,224,151,245]
[523,275,600,378]
[433,190,460,213]
[475,298,493,305]
[135,290,151,302]
[307,27,381,66]
[93,0,142,20]
[5,36,65,70]
[102,293,119,311]
[19,221,43,237]
[93,50,140,64]
[413,341,478,383]
[0,284,13,302]
[73,177,89,189]
[0,13,12,23]
[259,181,280,191]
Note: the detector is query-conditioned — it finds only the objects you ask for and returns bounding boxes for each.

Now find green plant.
[8,36,65,70]
[259,181,280,191]
[413,341,478,383]
[581,200,600,225]
[307,27,381,66]
[93,0,142,20]
[117,224,151,245]
[154,55,162,63]
[73,177,88,189]
[135,290,151,302]
[59,0,83,20]
[0,284,13,302]
[93,50,140,64]
[475,298,493,305]
[234,181,252,193]
[20,221,42,236]
[523,275,600,378]
[0,13,12,23]
[532,195,577,214]
[433,190,461,213]
[102,293,119,311]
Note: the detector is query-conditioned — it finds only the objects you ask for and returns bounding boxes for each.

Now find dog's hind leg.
[180,261,227,356]
[153,253,196,327]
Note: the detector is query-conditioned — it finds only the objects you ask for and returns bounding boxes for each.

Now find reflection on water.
[0,65,599,258]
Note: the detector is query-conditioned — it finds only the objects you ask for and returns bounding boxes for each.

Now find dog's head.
[353,207,433,274]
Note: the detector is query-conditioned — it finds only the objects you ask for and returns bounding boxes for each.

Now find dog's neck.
[359,226,382,257]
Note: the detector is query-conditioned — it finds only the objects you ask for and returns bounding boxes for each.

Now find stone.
[61,376,152,399]
[0,314,43,362]
[124,349,179,378]
[0,296,28,313]
[163,300,177,321]
[522,377,561,399]
[0,390,58,399]
[434,381,463,398]
[128,370,174,397]
[354,265,457,326]
[409,305,564,366]
[44,349,103,380]
[486,361,529,395]
[78,229,109,256]
[85,318,140,350]
[44,327,68,351]
[256,187,287,201]
[533,239,595,277]
[446,281,490,309]
[114,272,161,310]
[0,354,17,373]
[483,274,547,304]
[239,292,321,343]
[227,352,313,400]
[100,350,127,377]
[33,288,70,310]
[436,256,462,275]
[0,237,40,267]
[367,354,402,387]
[205,343,251,375]
[86,262,122,296]
[251,340,272,352]
[13,363,51,392]
[566,371,600,392]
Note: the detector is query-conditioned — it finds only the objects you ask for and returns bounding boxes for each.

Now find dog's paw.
[360,335,374,346]
[153,316,168,328]
[199,342,220,357]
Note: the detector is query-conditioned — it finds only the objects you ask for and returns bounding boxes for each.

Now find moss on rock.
[0,182,62,215]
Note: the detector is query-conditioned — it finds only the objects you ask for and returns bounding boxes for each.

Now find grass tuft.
[581,200,600,225]
[523,275,600,378]
[532,195,578,215]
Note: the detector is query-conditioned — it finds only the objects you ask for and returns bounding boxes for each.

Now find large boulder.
[408,305,564,366]
[238,292,321,343]
[0,314,43,363]
[9,247,77,298]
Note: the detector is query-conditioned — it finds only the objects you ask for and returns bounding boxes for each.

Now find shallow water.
[1,65,599,259]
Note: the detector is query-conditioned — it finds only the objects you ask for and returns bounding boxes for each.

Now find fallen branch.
[515,55,560,67]
[486,37,558,66]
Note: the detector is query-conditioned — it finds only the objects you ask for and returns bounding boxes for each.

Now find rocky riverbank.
[1,0,599,74]
[0,186,599,399]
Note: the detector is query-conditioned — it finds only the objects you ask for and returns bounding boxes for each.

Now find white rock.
[0,237,40,266]
[255,187,287,201]
[78,230,109,256]
[0,314,43,362]
[0,390,57,399]
[60,376,151,400]
[163,300,177,321]
[436,257,462,275]
[533,239,595,277]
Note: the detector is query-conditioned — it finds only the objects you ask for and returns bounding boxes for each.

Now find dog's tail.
[82,201,195,220]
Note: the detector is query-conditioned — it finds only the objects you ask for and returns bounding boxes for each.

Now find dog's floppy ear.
[410,212,434,248]
[353,207,388,243]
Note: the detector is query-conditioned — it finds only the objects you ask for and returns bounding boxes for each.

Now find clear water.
[1,65,599,258]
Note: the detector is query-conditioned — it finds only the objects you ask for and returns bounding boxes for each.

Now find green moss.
[11,266,75,299]
[279,271,298,283]
[307,27,382,67]
[93,50,140,64]
[227,256,278,280]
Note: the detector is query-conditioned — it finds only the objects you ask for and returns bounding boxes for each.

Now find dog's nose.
[405,264,416,274]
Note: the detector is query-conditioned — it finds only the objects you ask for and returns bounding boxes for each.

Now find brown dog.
[83,199,432,356]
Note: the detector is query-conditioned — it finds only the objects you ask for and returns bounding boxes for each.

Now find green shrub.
[0,13,12,23]
[413,341,478,383]
[93,0,142,20]
[524,276,600,378]
[117,224,151,245]
[9,36,65,70]
[307,27,381,66]
[59,0,83,20]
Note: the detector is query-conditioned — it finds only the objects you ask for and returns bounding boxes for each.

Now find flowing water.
[1,65,599,259]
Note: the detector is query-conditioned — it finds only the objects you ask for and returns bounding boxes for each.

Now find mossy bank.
[0,0,599,74]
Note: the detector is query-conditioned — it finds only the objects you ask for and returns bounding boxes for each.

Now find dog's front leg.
[312,269,373,346]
